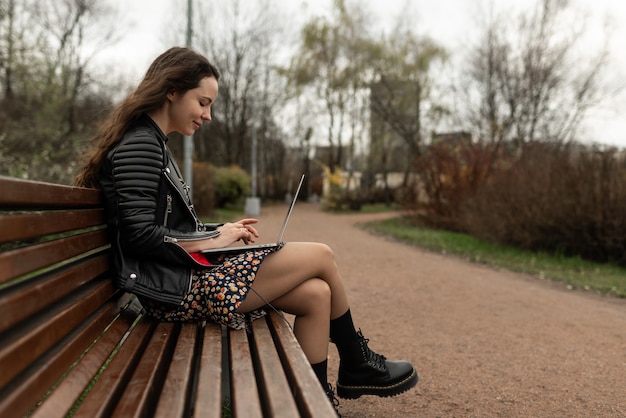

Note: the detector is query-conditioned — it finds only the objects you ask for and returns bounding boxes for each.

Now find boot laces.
[326,383,342,417]
[357,329,387,371]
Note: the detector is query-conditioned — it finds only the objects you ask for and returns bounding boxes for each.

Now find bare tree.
[465,0,608,147]
[288,12,345,173]
[35,0,118,135]
[285,0,378,176]
[368,27,447,191]
[185,0,291,196]
[0,0,123,183]
[0,0,35,103]
[0,0,16,98]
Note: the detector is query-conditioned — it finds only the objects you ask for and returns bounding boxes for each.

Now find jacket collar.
[141,114,169,144]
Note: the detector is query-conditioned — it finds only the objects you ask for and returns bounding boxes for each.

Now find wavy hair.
[74,47,220,188]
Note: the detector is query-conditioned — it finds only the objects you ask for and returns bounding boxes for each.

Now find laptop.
[200,174,304,255]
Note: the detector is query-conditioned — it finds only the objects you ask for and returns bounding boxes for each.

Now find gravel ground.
[252,202,626,418]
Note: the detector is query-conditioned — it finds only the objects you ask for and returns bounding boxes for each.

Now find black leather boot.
[336,330,418,399]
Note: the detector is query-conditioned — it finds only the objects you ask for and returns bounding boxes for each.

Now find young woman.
[75,46,417,415]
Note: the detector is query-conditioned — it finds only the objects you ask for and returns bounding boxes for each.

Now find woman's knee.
[303,278,332,307]
[281,278,331,315]
[311,242,336,265]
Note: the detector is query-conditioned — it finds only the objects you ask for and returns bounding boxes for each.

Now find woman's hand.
[217,218,259,245]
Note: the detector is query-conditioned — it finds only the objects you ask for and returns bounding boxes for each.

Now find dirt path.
[251,202,626,417]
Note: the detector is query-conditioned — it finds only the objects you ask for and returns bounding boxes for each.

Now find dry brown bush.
[463,143,626,265]
[407,141,496,231]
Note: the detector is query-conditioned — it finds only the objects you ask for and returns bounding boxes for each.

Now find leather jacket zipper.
[163,194,172,226]
[163,234,218,243]
[163,169,198,225]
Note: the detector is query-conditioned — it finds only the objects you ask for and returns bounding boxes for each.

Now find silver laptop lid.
[276,174,304,243]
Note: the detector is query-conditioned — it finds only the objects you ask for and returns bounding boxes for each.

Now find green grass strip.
[360,216,626,298]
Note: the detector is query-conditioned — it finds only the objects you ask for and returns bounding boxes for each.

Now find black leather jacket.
[100,115,221,305]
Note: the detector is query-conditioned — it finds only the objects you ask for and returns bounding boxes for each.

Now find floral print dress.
[140,248,276,330]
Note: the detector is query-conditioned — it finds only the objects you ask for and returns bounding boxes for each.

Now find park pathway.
[250,202,626,417]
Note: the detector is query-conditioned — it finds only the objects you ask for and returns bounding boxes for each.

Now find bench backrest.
[0,175,127,415]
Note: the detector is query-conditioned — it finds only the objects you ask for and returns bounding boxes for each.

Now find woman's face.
[167,76,219,135]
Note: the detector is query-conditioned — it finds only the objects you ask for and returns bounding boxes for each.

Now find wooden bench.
[0,175,336,418]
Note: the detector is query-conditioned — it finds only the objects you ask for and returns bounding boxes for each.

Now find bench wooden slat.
[0,299,121,417]
[0,279,115,388]
[229,327,263,418]
[0,176,102,208]
[73,316,157,418]
[193,322,223,418]
[0,254,109,333]
[250,316,301,417]
[0,208,105,244]
[154,322,199,418]
[111,321,178,418]
[0,229,109,285]
[267,312,338,418]
[29,302,140,418]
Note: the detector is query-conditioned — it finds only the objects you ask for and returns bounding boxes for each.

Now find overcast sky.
[99,0,626,148]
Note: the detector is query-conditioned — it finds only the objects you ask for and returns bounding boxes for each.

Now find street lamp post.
[245,99,261,216]
[183,0,194,198]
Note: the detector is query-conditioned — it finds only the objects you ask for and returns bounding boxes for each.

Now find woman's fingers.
[245,225,259,237]
[215,219,259,246]
[233,219,260,238]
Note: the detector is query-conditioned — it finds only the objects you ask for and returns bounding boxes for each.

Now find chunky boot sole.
[336,367,418,399]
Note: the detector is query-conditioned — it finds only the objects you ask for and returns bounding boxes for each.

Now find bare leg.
[238,242,349,318]
[268,278,331,363]
[237,242,350,363]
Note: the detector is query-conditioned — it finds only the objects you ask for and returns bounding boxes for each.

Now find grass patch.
[360,216,626,298]
[357,203,399,214]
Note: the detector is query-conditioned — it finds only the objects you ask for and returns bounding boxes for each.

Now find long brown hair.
[74,47,220,188]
